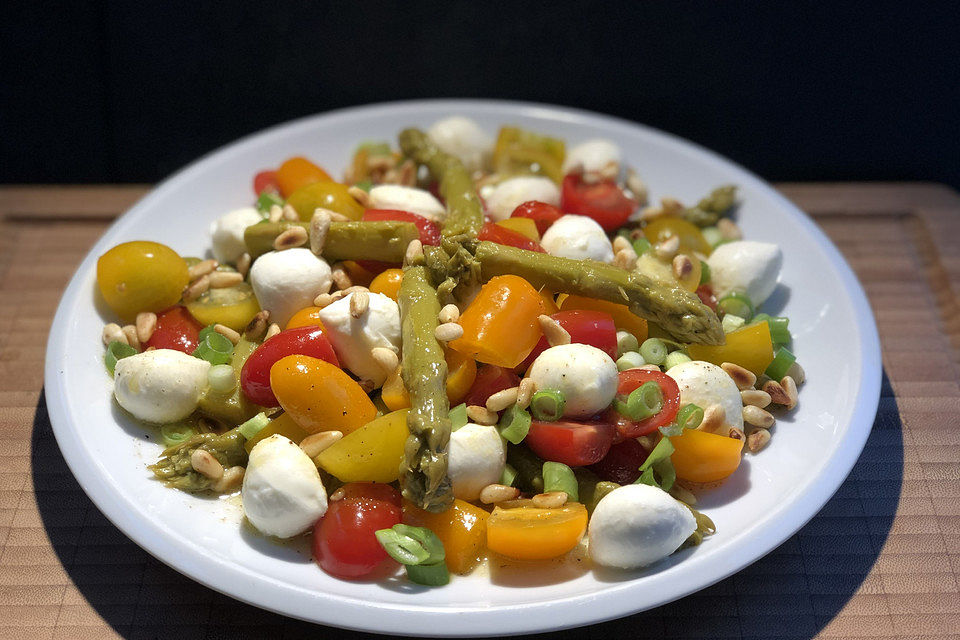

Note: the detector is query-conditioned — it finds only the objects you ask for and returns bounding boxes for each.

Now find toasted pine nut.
[349,290,370,318]
[721,362,757,390]
[486,386,519,413]
[281,204,299,221]
[188,259,218,281]
[637,364,662,371]
[517,378,537,409]
[243,310,270,341]
[532,491,568,509]
[209,271,244,289]
[741,389,772,408]
[330,487,346,502]
[213,324,241,345]
[300,431,343,458]
[786,361,805,385]
[135,312,157,344]
[264,323,281,341]
[236,253,251,278]
[310,209,332,256]
[347,185,371,208]
[671,253,693,281]
[728,427,745,441]
[212,466,245,493]
[697,404,725,433]
[435,322,464,342]
[614,247,639,269]
[538,314,571,346]
[273,226,308,251]
[640,205,667,222]
[190,449,224,480]
[121,325,140,351]
[780,375,799,409]
[268,204,283,222]
[331,265,352,290]
[479,483,520,504]
[612,236,632,254]
[103,322,127,346]
[311,294,333,310]
[747,428,771,453]
[717,218,742,240]
[762,380,791,406]
[438,303,460,324]
[637,435,656,451]
[404,239,424,266]
[669,484,697,506]
[466,405,498,426]
[182,274,210,302]
[371,347,399,373]
[742,405,775,428]
[655,235,680,261]
[626,168,648,205]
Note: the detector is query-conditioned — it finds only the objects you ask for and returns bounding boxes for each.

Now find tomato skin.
[253,170,279,195]
[517,310,617,372]
[589,438,649,484]
[696,284,719,312]
[145,306,203,354]
[336,482,402,507]
[313,495,401,579]
[363,210,441,246]
[560,173,637,231]
[610,369,681,438]
[510,200,563,235]
[463,365,520,407]
[240,326,340,406]
[477,221,546,253]
[525,420,616,467]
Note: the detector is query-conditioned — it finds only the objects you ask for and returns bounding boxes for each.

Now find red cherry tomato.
[607,369,681,438]
[240,326,340,406]
[696,284,718,312]
[145,306,203,354]
[589,438,649,484]
[510,200,564,235]
[313,492,401,580]
[524,420,616,467]
[336,482,402,507]
[560,173,637,231]
[463,364,520,407]
[517,310,617,372]
[363,210,441,246]
[477,222,546,253]
[253,170,279,196]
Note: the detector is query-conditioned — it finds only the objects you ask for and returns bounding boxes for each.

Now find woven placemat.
[1,184,958,639]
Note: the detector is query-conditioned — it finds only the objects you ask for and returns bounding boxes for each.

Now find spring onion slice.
[529,389,565,422]
[193,327,234,365]
[405,562,450,586]
[160,423,196,448]
[237,412,270,440]
[717,292,754,322]
[616,351,646,371]
[639,338,667,365]
[663,351,692,370]
[614,381,663,421]
[448,403,468,431]
[256,191,284,213]
[104,341,137,375]
[765,345,797,381]
[675,403,704,430]
[497,404,531,444]
[699,260,711,285]
[632,237,652,256]
[208,364,236,393]
[500,463,518,487]
[542,461,579,502]
[616,330,639,357]
[753,313,791,345]
[375,524,445,567]
[635,437,676,491]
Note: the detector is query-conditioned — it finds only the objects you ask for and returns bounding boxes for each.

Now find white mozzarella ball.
[367,185,446,222]
[316,292,401,387]
[427,116,493,173]
[249,248,332,327]
[561,138,621,175]
[113,349,210,424]
[540,214,615,263]
[484,176,560,221]
[588,484,696,569]
[447,424,506,501]
[666,360,744,434]
[527,344,618,418]
[707,240,783,306]
[208,207,263,264]
[242,435,328,538]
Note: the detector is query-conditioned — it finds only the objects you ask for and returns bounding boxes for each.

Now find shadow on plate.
[31,371,900,639]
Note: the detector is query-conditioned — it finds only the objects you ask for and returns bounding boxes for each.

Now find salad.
[95,116,802,585]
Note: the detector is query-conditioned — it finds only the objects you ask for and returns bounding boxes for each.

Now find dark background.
[3,1,958,188]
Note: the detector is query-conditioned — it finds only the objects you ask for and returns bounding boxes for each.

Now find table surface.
[1,183,958,640]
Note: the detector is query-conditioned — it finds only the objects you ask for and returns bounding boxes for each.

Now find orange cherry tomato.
[285,306,327,331]
[449,275,546,368]
[403,499,489,574]
[379,347,477,411]
[274,156,333,197]
[538,288,559,315]
[341,260,377,287]
[687,321,774,377]
[270,354,376,435]
[369,268,404,301]
[486,502,588,561]
[558,294,648,342]
[670,428,743,484]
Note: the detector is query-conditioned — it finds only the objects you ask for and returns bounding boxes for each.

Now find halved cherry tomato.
[669,429,743,484]
[589,438,649,484]
[608,369,681,438]
[381,348,477,410]
[145,306,203,354]
[510,200,563,235]
[253,170,279,196]
[463,364,520,407]
[560,173,637,231]
[240,326,340,406]
[487,502,587,561]
[517,309,617,372]
[285,306,327,331]
[496,217,539,241]
[363,210,441,246]
[687,321,774,377]
[336,482,402,507]
[369,268,404,301]
[525,420,616,467]
[403,499,489,574]
[275,157,333,197]
[477,221,545,253]
[696,284,718,312]
[270,355,376,435]
[557,294,648,343]
[643,217,712,256]
[313,485,401,579]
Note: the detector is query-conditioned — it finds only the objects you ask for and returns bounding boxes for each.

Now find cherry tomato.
[369,268,404,301]
[363,210,441,246]
[524,420,616,467]
[275,157,333,197]
[643,217,712,256]
[608,369,681,438]
[463,365,520,407]
[560,173,637,231]
[670,429,743,484]
[271,355,376,435]
[145,306,202,354]
[517,309,617,372]
[487,502,587,561]
[253,170,279,195]
[313,490,401,580]
[97,241,189,322]
[510,200,564,235]
[285,306,326,331]
[240,326,340,406]
[336,482,402,507]
[696,284,719,312]
[477,221,545,253]
[589,438,649,484]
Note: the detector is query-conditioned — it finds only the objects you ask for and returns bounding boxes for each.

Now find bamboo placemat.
[0,183,958,639]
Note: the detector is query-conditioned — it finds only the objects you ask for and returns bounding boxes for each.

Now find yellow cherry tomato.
[244,413,309,453]
[286,182,365,221]
[449,275,546,368]
[403,499,489,574]
[670,428,743,483]
[380,365,409,412]
[496,217,540,241]
[687,321,774,376]
[643,217,712,256]
[558,293,648,342]
[674,254,703,292]
[370,268,404,301]
[275,156,333,197]
[538,288,559,315]
[285,306,327,331]
[316,410,409,483]
[486,502,588,561]
[270,354,377,435]
[493,126,566,183]
[379,347,477,411]
[97,241,189,322]
[185,283,260,331]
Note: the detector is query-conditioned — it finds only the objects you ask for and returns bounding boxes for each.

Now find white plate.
[44,100,881,636]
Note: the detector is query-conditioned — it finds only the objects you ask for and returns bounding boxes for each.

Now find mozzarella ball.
[448,424,506,501]
[208,207,263,264]
[666,360,743,434]
[484,176,560,221]
[707,240,783,306]
[527,344,618,418]
[427,116,493,173]
[589,484,696,569]
[562,138,621,175]
[249,248,332,327]
[540,214,615,263]
[316,292,401,387]
[367,185,446,222]
[242,435,328,538]
[113,349,210,423]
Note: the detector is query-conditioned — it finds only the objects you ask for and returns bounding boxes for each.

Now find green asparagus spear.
[683,185,737,227]
[397,265,454,512]
[243,220,420,261]
[149,429,247,492]
[473,241,725,345]
[398,128,484,240]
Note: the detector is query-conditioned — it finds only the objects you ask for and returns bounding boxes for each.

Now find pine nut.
[209,271,244,288]
[236,253,251,278]
[438,303,460,324]
[281,204,299,221]
[612,236,632,254]
[516,378,537,409]
[466,405,498,426]
[747,428,771,453]
[614,247,639,269]
[300,431,343,458]
[532,491,568,509]
[313,293,334,309]
[741,389,771,408]
[672,254,695,282]
[212,466,245,493]
[660,197,684,216]
[479,483,520,504]
[190,449,224,480]
[780,375,799,409]
[742,405,775,428]
[697,404,725,433]
[135,312,157,343]
[786,361,805,385]
[349,290,370,318]
[626,168,648,205]
[435,322,464,342]
[268,204,283,222]
[347,185,371,208]
[728,427,745,442]
[213,323,241,345]
[637,364,662,371]
[243,310,270,341]
[538,314,571,346]
[182,274,210,302]
[121,325,140,350]
[264,323,281,341]
[371,347,399,373]
[273,226,308,251]
[762,380,792,406]
[637,435,657,451]
[721,362,757,390]
[640,205,667,222]
[717,218,742,240]
[103,322,127,346]
[486,386,519,413]
[188,259,218,281]
[404,239,424,266]
[329,487,346,502]
[310,209,332,256]
[331,265,352,290]
[655,235,680,261]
